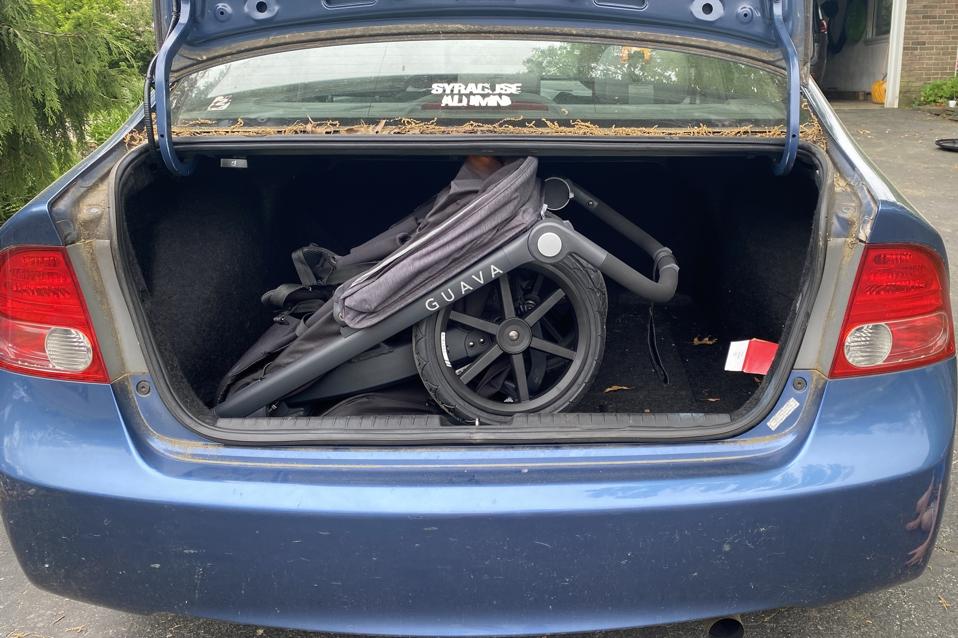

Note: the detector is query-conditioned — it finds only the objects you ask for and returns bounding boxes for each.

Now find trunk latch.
[149,0,196,176]
[771,0,800,175]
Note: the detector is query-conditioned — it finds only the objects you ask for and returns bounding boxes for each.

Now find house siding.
[899,0,958,104]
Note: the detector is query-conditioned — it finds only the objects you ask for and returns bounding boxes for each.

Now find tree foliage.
[524,43,783,106]
[0,0,153,216]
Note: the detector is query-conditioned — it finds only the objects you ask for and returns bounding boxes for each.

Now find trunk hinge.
[148,0,195,176]
[770,0,800,175]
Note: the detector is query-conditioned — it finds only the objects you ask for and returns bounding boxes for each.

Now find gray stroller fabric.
[333,156,543,329]
[217,156,543,404]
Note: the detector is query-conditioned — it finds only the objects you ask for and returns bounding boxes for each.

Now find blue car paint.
[870,200,949,259]
[0,200,60,250]
[0,361,954,634]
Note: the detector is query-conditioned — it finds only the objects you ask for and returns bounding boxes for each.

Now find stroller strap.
[262,211,427,312]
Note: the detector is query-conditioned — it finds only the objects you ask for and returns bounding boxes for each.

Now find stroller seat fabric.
[218,156,545,406]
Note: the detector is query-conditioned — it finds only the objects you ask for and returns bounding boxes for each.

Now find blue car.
[1,0,954,635]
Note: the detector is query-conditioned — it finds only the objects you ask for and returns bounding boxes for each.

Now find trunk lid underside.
[155,0,810,71]
[149,1,810,175]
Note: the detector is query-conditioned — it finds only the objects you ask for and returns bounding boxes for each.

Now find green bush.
[0,0,153,218]
[916,76,958,106]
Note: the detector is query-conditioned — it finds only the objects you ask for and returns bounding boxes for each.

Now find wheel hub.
[497,318,533,354]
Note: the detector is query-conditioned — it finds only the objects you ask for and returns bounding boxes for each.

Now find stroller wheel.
[413,256,607,424]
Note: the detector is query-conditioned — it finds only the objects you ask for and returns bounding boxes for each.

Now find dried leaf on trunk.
[603,385,633,393]
[125,105,827,149]
[693,336,718,346]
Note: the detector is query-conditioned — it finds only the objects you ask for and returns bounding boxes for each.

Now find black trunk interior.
[119,153,819,421]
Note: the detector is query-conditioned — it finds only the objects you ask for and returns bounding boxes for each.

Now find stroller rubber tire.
[413,255,607,424]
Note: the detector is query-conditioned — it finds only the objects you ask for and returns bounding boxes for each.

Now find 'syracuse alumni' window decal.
[431,82,523,107]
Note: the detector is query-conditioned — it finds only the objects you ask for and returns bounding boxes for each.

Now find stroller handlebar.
[599,250,679,305]
[541,178,679,304]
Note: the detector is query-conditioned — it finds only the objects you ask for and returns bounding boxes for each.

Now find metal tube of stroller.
[542,178,679,303]
[567,181,664,258]
[598,251,678,304]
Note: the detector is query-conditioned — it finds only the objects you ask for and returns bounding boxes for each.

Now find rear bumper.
[1,362,954,635]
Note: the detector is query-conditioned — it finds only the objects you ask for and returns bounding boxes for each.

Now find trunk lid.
[149,1,809,174]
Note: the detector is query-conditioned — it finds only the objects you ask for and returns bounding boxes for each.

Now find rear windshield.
[171,38,787,132]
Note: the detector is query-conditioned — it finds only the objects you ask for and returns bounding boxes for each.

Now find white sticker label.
[431,82,522,108]
[724,340,748,372]
[440,331,451,368]
[767,397,800,431]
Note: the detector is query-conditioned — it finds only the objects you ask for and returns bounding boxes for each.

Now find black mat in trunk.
[574,286,760,415]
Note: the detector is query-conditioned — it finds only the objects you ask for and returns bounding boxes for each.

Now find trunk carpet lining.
[119,154,816,422]
[575,288,760,415]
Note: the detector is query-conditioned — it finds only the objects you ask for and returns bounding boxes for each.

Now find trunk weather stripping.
[772,0,799,175]
[150,0,195,176]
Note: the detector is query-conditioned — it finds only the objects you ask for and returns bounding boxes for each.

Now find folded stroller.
[216,156,679,423]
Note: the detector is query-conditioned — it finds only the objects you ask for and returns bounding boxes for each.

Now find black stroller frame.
[215,177,679,419]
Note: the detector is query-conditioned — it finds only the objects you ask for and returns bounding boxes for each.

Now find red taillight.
[0,246,108,382]
[831,244,955,377]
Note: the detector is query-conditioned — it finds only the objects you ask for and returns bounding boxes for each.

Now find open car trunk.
[115,148,824,441]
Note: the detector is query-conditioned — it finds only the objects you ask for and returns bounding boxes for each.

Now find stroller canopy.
[334,156,544,329]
